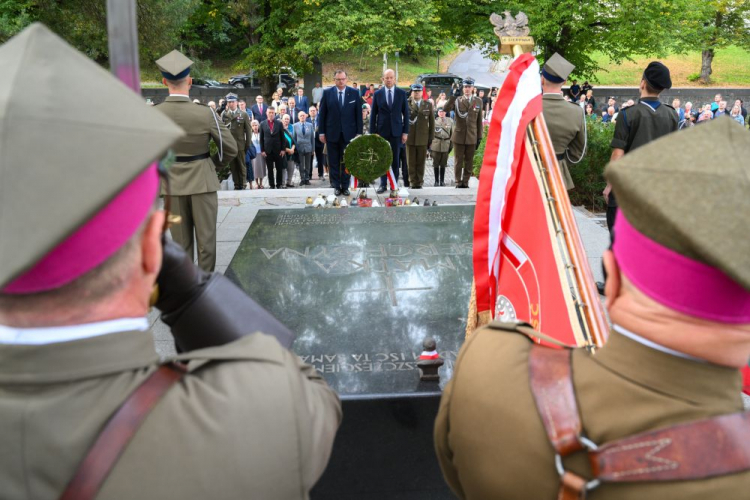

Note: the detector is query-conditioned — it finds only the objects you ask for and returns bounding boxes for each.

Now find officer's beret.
[462,78,475,86]
[155,49,194,81]
[542,53,574,83]
[642,61,672,91]
[605,118,750,323]
[410,83,424,92]
[0,24,184,293]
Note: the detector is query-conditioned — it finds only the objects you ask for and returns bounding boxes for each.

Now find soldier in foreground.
[431,107,453,186]
[405,83,435,189]
[435,119,750,499]
[154,49,237,272]
[222,92,252,190]
[0,24,340,500]
[444,78,483,188]
[541,53,586,190]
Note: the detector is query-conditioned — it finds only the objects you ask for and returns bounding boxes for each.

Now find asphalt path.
[448,46,508,89]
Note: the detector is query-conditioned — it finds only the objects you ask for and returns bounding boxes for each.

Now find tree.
[679,0,750,84]
[434,0,696,79]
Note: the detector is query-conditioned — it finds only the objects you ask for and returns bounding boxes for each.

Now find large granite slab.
[226,206,474,499]
[225,206,474,398]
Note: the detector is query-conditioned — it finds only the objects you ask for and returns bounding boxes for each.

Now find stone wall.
[142,86,262,104]
[564,86,750,108]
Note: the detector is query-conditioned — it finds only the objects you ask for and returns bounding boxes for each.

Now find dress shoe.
[413,185,422,189]
[376,186,386,194]
[440,181,445,186]
[334,188,342,196]
[342,188,350,196]
[435,181,440,187]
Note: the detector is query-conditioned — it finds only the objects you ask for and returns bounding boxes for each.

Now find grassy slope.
[590,46,750,87]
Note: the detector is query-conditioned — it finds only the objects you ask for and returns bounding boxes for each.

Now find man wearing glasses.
[318,70,363,196]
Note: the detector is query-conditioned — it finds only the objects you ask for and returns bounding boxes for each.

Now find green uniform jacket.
[431,117,454,153]
[0,331,341,500]
[406,99,435,147]
[444,95,483,145]
[156,96,238,196]
[222,108,252,152]
[543,93,586,189]
[435,322,747,499]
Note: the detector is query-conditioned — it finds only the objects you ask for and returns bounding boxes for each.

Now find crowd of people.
[187,78,498,191]
[567,83,748,130]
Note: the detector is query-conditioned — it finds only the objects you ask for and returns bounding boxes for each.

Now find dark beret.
[643,61,672,91]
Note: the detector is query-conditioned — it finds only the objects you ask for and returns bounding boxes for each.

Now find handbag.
[246,143,257,163]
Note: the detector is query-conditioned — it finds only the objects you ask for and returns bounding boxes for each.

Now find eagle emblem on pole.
[490,11,530,38]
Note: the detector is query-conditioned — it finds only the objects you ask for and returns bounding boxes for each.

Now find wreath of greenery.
[344,134,393,183]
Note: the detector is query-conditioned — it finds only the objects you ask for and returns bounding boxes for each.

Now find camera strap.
[58,362,187,500]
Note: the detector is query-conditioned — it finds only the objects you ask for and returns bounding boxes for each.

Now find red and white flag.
[472,53,580,345]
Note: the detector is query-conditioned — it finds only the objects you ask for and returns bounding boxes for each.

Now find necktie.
[303,124,306,136]
[388,89,392,107]
[259,104,262,115]
[339,91,344,107]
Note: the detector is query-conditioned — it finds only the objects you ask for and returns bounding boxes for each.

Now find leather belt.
[527,343,750,499]
[174,152,210,162]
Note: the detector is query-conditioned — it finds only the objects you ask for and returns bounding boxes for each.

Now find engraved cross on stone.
[350,275,432,307]
[359,149,378,167]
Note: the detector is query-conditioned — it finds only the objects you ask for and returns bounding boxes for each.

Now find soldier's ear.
[141,210,166,278]
[602,250,621,309]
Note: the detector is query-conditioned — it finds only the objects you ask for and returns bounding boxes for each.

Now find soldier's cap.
[462,78,475,86]
[155,49,193,81]
[605,118,750,323]
[437,107,445,112]
[226,93,238,101]
[0,24,185,294]
[410,83,424,92]
[542,53,575,84]
[642,61,672,91]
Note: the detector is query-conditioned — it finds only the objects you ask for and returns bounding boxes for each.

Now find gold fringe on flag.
[466,278,492,339]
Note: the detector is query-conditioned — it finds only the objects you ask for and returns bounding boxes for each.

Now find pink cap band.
[3,164,159,294]
[613,214,750,324]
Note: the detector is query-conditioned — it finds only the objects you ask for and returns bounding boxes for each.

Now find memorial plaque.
[226,206,474,499]
[226,206,474,397]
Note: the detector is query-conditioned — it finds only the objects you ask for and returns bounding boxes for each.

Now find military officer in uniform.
[444,78,483,188]
[431,107,453,186]
[154,49,237,272]
[541,53,586,190]
[0,24,340,500]
[603,61,678,237]
[222,92,252,190]
[435,118,750,499]
[405,83,435,189]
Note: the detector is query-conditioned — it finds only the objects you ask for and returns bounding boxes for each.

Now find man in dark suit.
[370,68,409,194]
[318,69,363,196]
[250,95,267,122]
[295,87,309,115]
[309,106,326,181]
[259,107,286,189]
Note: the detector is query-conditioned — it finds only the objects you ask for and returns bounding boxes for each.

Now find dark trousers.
[379,135,403,188]
[315,147,325,177]
[265,152,285,188]
[606,205,617,241]
[326,134,351,190]
[400,144,409,186]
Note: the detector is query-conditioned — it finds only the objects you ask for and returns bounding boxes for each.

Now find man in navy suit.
[295,87,309,115]
[369,69,409,194]
[250,95,267,122]
[318,70,363,196]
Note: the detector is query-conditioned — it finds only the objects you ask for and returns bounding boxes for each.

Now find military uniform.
[435,119,750,499]
[155,51,238,273]
[431,115,453,186]
[541,53,586,190]
[406,86,435,189]
[444,79,483,188]
[0,25,340,500]
[607,62,678,233]
[222,97,252,190]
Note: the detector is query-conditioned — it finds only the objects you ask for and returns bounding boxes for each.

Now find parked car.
[228,68,298,89]
[191,78,234,90]
[414,73,491,96]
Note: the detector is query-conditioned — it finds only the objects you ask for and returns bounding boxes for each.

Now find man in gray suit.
[293,111,315,185]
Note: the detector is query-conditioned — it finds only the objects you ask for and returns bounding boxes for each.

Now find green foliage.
[473,125,490,176]
[344,135,393,183]
[568,121,614,212]
[687,72,702,82]
[0,0,33,42]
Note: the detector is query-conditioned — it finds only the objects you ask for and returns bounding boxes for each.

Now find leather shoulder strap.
[59,362,187,500]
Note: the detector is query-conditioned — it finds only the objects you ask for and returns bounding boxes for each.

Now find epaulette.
[485,320,575,348]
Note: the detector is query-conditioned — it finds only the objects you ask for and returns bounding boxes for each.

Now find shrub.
[472,124,490,176]
[473,120,613,212]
